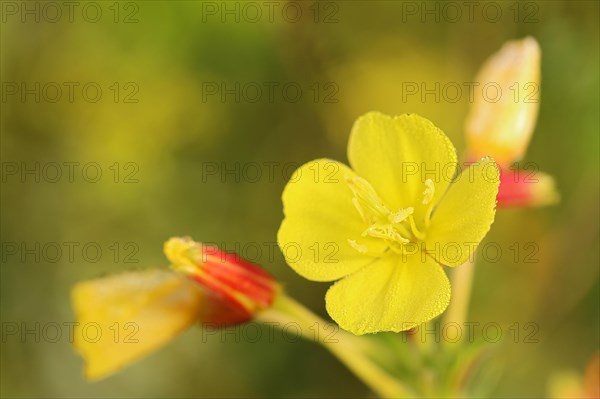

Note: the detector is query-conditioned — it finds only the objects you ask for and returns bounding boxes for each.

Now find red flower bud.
[164,237,279,325]
[497,167,559,208]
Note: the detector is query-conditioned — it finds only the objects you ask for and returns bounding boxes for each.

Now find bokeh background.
[1,1,598,397]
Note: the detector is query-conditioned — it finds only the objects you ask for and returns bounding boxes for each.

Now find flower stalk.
[256,293,415,398]
[443,257,476,345]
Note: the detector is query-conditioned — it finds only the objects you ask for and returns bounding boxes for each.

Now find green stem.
[443,257,476,344]
[256,293,415,398]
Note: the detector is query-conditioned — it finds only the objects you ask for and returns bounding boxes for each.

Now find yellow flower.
[278,112,499,335]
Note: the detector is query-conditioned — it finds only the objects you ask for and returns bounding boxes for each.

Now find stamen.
[363,224,409,244]
[352,198,370,224]
[422,179,436,227]
[422,179,435,205]
[345,175,390,218]
[408,215,426,241]
[389,207,414,224]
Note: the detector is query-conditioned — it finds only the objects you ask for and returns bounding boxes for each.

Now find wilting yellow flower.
[72,237,278,380]
[278,112,499,335]
[72,269,206,380]
[465,36,540,167]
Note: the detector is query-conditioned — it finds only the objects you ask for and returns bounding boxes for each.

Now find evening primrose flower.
[72,237,278,380]
[278,112,499,335]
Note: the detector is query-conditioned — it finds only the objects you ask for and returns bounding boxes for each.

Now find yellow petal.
[465,37,541,167]
[325,254,451,335]
[71,269,204,380]
[347,112,457,219]
[426,158,500,266]
[278,159,386,282]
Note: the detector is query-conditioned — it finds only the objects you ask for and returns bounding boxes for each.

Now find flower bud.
[466,37,541,167]
[71,239,280,381]
[164,237,279,323]
[497,167,559,208]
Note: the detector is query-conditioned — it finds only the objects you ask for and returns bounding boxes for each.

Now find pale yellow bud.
[465,37,541,167]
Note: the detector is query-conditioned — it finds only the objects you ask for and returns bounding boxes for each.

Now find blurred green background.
[1,1,598,397]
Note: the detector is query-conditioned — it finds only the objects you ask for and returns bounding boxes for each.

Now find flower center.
[345,175,435,255]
